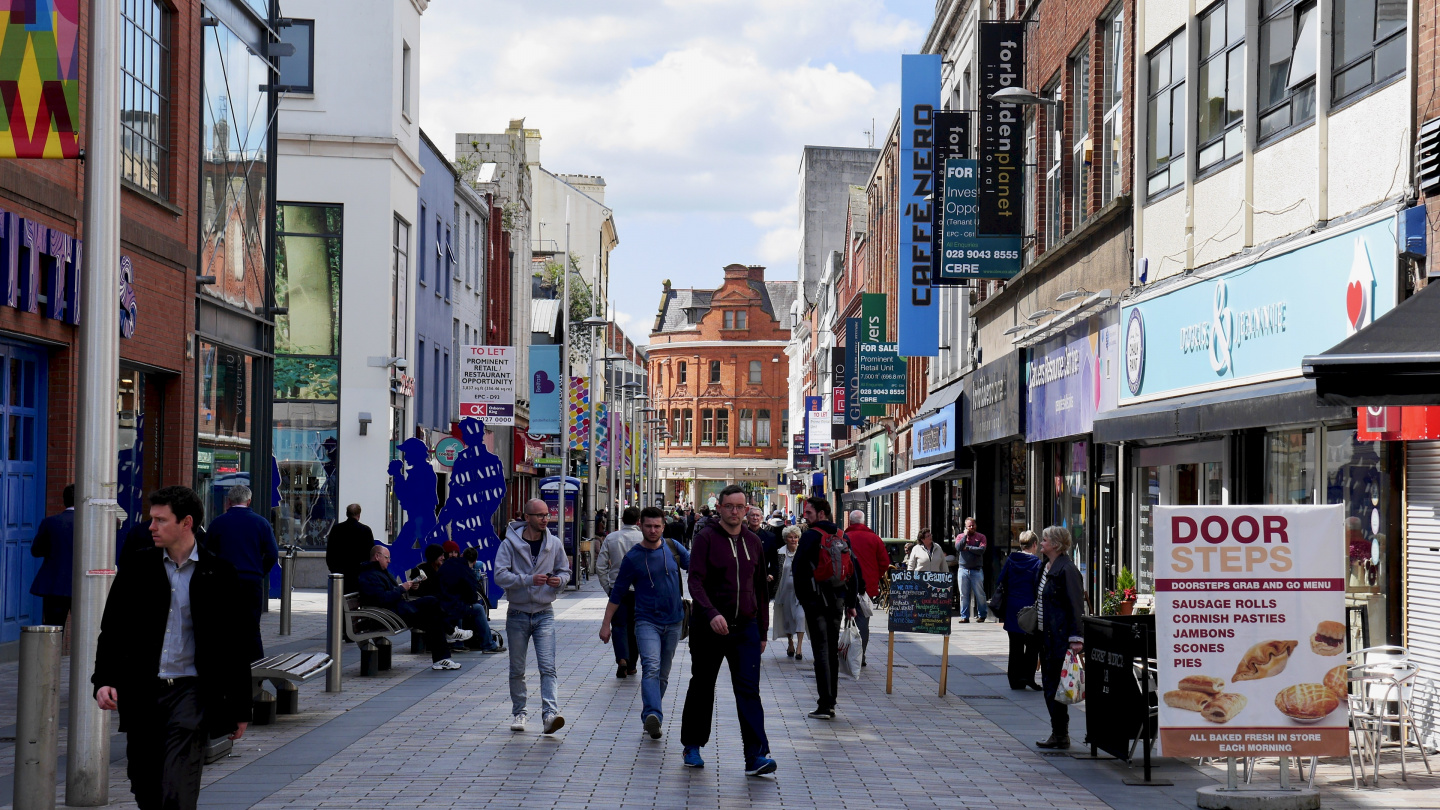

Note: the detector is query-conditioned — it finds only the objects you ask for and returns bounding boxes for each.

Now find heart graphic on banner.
[533,370,556,394]
[1345,281,1364,328]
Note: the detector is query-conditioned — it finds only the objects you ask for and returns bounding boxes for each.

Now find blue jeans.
[463,603,497,650]
[506,609,558,717]
[959,568,987,620]
[634,619,682,723]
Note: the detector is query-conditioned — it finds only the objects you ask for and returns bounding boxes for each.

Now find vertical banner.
[0,0,81,158]
[1155,505,1348,758]
[459,345,516,425]
[977,22,1025,278]
[861,293,888,416]
[932,111,970,286]
[567,376,589,451]
[528,344,562,434]
[844,319,865,426]
[899,54,941,357]
[829,348,848,440]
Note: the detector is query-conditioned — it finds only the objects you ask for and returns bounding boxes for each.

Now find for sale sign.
[1155,505,1346,757]
[459,345,516,426]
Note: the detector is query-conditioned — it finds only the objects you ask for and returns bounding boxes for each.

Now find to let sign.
[459,345,516,426]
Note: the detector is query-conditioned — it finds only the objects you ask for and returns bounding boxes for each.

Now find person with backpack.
[598,507,689,740]
[794,496,861,720]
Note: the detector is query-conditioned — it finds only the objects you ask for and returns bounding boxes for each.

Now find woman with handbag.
[772,525,806,660]
[990,530,1043,691]
[1031,526,1085,749]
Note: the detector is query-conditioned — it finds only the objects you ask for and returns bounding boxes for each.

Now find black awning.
[1092,378,1351,444]
[1302,281,1440,406]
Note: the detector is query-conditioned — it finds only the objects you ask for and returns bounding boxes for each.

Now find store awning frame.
[1092,377,1351,444]
[1302,280,1440,406]
[841,462,953,503]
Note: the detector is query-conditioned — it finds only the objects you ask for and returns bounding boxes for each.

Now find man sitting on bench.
[442,541,501,653]
[357,545,471,671]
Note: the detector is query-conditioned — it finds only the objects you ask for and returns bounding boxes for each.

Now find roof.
[531,298,562,336]
[653,280,798,335]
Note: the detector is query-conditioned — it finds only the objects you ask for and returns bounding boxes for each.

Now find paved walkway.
[0,580,1436,808]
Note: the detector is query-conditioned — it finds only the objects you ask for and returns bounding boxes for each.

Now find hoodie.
[688,520,769,635]
[494,520,571,613]
[596,524,643,594]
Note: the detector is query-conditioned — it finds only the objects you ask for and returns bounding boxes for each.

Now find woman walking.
[906,528,947,572]
[772,525,806,660]
[995,530,1043,690]
[1034,526,1085,749]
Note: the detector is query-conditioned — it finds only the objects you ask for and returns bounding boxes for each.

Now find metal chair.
[1354,659,1433,782]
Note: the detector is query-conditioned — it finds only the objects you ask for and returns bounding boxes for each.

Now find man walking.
[957,517,988,623]
[495,498,571,734]
[842,509,888,666]
[599,507,689,739]
[597,506,643,678]
[325,503,375,594]
[680,485,776,776]
[357,545,470,670]
[795,497,860,720]
[93,486,252,810]
[204,485,279,661]
[29,484,76,627]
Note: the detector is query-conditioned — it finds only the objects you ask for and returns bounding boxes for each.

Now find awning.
[1302,281,1440,406]
[1092,377,1351,444]
[914,380,962,418]
[840,462,952,503]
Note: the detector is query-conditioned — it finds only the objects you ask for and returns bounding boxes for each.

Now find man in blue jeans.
[957,517,988,622]
[599,506,688,739]
[494,498,571,734]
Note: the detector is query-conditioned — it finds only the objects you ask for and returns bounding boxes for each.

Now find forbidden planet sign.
[1155,504,1347,758]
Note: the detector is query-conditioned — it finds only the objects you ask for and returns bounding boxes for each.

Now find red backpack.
[812,529,854,588]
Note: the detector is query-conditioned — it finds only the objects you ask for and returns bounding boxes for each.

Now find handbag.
[858,592,875,618]
[987,561,1009,616]
[1056,648,1085,705]
[669,539,692,640]
[1017,604,1038,634]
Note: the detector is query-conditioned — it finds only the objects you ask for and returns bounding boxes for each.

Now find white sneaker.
[542,713,565,734]
[446,628,474,643]
[510,713,527,732]
[431,658,461,671]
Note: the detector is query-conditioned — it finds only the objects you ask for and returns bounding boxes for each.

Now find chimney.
[746,265,766,282]
[722,263,749,281]
[525,129,541,168]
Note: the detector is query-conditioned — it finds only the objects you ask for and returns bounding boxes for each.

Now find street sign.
[434,436,464,467]
[459,345,516,426]
[855,343,907,403]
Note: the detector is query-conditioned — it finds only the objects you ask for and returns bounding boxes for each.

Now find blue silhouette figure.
[388,438,437,575]
[425,419,507,604]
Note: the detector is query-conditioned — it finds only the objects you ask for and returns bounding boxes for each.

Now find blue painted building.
[416,131,457,439]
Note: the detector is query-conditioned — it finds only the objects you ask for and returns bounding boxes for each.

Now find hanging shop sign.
[0,4,81,159]
[933,112,972,286]
[866,434,889,477]
[792,433,815,471]
[898,53,940,357]
[1027,313,1119,442]
[830,347,849,439]
[806,407,834,455]
[528,344,562,435]
[844,319,865,426]
[965,352,1021,445]
[459,344,516,425]
[1121,216,1398,404]
[861,293,888,416]
[938,158,1019,281]
[856,343,907,404]
[1357,405,1440,441]
[975,20,1025,278]
[911,403,957,465]
[1155,504,1347,758]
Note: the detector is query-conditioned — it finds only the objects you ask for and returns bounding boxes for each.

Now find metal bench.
[342,593,407,676]
[250,652,334,725]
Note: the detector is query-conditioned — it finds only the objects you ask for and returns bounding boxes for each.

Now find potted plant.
[1101,567,1139,616]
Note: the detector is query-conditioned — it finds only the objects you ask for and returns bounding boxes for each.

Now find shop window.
[739,408,753,446]
[1259,1,1317,141]
[1331,0,1406,103]
[757,409,771,447]
[1325,428,1390,650]
[1146,29,1187,196]
[1265,428,1316,504]
[716,408,729,446]
[1101,7,1124,204]
[392,216,409,362]
[122,0,170,197]
[709,360,721,384]
[701,409,713,446]
[682,409,694,445]
[274,402,339,547]
[275,204,342,402]
[1197,0,1245,172]
[748,360,762,384]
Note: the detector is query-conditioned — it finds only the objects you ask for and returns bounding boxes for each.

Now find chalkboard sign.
[1082,615,1156,762]
[887,571,954,635]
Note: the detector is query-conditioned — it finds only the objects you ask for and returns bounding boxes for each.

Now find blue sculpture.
[426,419,507,604]
[388,437,437,574]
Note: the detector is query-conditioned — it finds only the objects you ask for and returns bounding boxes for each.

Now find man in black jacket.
[93,486,252,810]
[357,545,469,670]
[325,503,375,593]
[794,496,861,720]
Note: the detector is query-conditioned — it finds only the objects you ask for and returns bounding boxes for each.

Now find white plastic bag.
[1056,649,1085,705]
[858,592,875,618]
[838,618,863,679]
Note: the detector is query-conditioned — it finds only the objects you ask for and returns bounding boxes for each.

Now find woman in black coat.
[994,530,1043,690]
[1034,526,1085,749]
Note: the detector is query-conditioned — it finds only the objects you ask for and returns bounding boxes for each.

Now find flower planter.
[1118,600,1135,616]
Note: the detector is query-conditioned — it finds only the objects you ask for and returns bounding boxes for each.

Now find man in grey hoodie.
[494,498,572,734]
[597,506,643,678]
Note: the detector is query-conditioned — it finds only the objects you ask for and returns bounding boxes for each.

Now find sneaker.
[510,713,527,732]
[682,746,705,768]
[617,661,628,679]
[542,713,565,734]
[643,714,662,739]
[446,628,474,643]
[807,707,832,719]
[431,658,461,671]
[745,757,778,777]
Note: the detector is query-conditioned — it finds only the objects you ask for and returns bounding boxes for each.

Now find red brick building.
[648,264,795,510]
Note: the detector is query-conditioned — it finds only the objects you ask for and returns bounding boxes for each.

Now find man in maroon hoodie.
[679,485,776,777]
[844,509,890,666]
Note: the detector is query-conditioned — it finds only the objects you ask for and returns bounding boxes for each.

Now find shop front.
[1095,211,1404,648]
[965,352,1026,583]
[912,399,964,539]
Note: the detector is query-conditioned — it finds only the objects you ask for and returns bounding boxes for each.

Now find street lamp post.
[581,314,608,544]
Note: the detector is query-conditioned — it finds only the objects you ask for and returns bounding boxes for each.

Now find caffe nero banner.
[898,54,941,357]
[976,21,1024,278]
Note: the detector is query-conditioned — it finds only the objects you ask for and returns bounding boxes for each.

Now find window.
[1045,81,1063,247]
[757,409,772,447]
[739,408,753,446]
[401,41,412,117]
[277,19,314,93]
[462,211,471,287]
[748,360,762,384]
[682,409,694,445]
[701,408,714,446]
[436,215,444,297]
[1197,0,1245,172]
[121,0,170,197]
[677,361,687,384]
[1265,428,1316,504]
[1101,8,1125,204]
[1259,1,1317,141]
[671,409,681,444]
[709,360,721,384]
[716,409,729,446]
[724,311,734,329]
[444,225,454,300]
[1332,0,1406,103]
[1071,43,1091,222]
[418,204,427,285]
[274,204,342,401]
[1024,112,1037,262]
[416,338,425,424]
[1147,30,1187,196]
[737,310,747,329]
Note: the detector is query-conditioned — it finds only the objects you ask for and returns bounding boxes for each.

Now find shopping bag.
[858,592,875,618]
[1055,649,1085,705]
[837,619,862,680]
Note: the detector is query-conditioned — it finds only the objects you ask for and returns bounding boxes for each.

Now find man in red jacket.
[844,509,890,667]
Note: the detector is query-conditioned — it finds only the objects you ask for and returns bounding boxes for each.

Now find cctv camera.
[393,358,408,369]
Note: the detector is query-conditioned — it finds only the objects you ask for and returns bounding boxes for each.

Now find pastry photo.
[1178,675,1225,696]
[1275,683,1340,722]
[1233,640,1298,682]
[1323,665,1349,702]
[1202,693,1248,724]
[1309,621,1345,656]
[1164,690,1211,712]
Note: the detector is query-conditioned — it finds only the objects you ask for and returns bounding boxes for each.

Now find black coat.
[325,518,376,594]
[92,544,252,737]
[1037,553,1086,660]
[357,560,406,611]
[794,521,862,613]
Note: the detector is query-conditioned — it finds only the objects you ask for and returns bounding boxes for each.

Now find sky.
[419,0,933,344]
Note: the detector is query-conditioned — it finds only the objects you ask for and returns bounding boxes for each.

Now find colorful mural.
[0,0,81,158]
